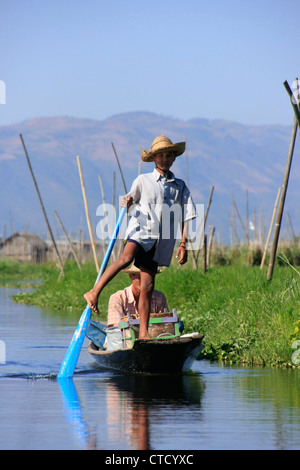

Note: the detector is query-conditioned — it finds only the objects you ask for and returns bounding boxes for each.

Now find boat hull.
[88,334,204,374]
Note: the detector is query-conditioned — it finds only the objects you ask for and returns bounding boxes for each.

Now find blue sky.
[1,0,299,126]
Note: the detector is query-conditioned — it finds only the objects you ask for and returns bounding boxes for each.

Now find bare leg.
[138,268,155,339]
[84,241,139,314]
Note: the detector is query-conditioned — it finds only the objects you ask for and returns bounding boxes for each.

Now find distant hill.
[0,112,299,244]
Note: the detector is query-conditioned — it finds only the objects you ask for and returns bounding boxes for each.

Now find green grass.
[157,263,300,367]
[0,258,51,287]
[1,256,300,367]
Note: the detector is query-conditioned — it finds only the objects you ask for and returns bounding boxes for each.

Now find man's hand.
[176,245,188,265]
[121,196,133,209]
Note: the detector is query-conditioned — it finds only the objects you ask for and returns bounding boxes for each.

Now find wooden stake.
[202,234,207,273]
[54,210,82,271]
[287,212,296,240]
[185,137,190,188]
[195,185,214,264]
[246,190,250,245]
[232,196,250,244]
[207,226,215,267]
[284,79,300,129]
[267,79,300,280]
[20,134,64,276]
[111,142,127,193]
[267,119,297,281]
[112,171,116,208]
[98,174,112,259]
[253,208,257,244]
[111,143,129,258]
[231,196,238,246]
[77,156,99,273]
[260,187,281,269]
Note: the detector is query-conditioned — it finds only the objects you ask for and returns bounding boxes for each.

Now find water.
[1,286,300,450]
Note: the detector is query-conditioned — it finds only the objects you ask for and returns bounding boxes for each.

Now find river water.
[0,286,300,451]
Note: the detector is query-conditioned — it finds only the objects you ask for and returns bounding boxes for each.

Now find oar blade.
[57,305,91,378]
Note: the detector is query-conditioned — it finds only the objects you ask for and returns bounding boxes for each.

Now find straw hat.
[122,264,163,274]
[122,265,141,274]
[141,136,186,162]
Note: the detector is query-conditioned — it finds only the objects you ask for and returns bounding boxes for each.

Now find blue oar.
[58,206,126,378]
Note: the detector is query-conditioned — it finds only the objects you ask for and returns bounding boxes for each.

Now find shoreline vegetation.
[1,243,300,368]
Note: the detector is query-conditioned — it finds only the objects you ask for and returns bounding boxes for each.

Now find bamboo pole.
[111,143,128,257]
[54,210,82,271]
[112,171,116,208]
[195,185,214,264]
[19,134,64,276]
[77,156,99,273]
[185,137,190,188]
[98,174,111,236]
[202,234,207,273]
[98,174,112,259]
[246,189,250,245]
[267,79,300,280]
[258,210,264,248]
[207,226,215,267]
[260,187,281,269]
[190,245,197,270]
[253,208,257,244]
[79,229,83,264]
[287,212,296,240]
[284,79,300,130]
[232,196,250,244]
[267,119,297,281]
[231,196,238,246]
[111,142,127,193]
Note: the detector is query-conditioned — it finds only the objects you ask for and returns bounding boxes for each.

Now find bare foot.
[138,331,151,340]
[84,290,100,314]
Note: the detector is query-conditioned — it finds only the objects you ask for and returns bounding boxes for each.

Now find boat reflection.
[103,373,205,450]
[58,372,205,450]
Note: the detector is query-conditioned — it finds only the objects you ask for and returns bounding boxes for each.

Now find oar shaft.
[95,207,126,282]
[58,206,126,378]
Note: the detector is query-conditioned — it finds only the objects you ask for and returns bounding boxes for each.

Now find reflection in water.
[58,378,90,448]
[232,366,300,450]
[2,287,300,450]
[58,373,205,450]
[103,374,205,450]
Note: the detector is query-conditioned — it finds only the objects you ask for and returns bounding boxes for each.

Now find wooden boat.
[88,334,204,374]
[87,309,204,374]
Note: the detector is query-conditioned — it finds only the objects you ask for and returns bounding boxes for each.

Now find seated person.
[107,264,168,327]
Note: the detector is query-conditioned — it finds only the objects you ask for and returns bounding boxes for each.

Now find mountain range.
[1,111,299,245]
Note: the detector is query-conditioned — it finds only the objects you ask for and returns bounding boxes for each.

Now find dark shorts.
[128,239,158,274]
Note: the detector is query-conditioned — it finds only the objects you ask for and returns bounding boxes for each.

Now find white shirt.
[125,169,197,266]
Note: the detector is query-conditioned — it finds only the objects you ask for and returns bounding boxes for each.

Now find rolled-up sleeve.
[126,176,141,205]
[182,184,197,222]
